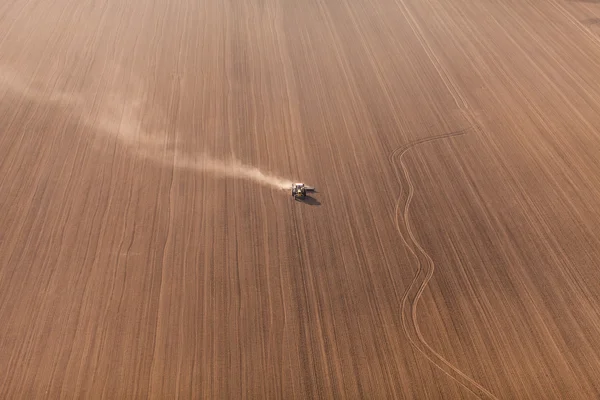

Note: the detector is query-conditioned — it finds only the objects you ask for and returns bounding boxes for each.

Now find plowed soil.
[2,0,600,398]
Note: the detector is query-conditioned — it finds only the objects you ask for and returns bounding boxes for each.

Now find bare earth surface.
[2,0,600,398]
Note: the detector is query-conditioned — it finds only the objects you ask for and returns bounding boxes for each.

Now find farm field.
[1,0,600,398]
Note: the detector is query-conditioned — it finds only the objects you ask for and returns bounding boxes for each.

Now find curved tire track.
[389,129,498,400]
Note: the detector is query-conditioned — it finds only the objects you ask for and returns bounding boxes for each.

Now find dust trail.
[91,91,294,190]
[0,65,294,191]
[173,154,293,190]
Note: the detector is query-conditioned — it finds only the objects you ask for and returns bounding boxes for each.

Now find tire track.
[549,0,600,51]
[387,0,498,396]
[389,128,498,400]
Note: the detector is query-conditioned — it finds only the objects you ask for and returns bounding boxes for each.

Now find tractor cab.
[291,183,306,199]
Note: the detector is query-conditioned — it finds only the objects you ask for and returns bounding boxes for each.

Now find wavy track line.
[389,129,498,400]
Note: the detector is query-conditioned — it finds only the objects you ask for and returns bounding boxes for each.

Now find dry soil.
[2,0,600,398]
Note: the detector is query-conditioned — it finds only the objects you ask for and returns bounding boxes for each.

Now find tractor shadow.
[296,195,321,206]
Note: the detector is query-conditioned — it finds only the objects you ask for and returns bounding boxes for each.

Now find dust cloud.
[0,65,294,191]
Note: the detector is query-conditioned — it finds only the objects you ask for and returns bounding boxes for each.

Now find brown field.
[2,0,600,398]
